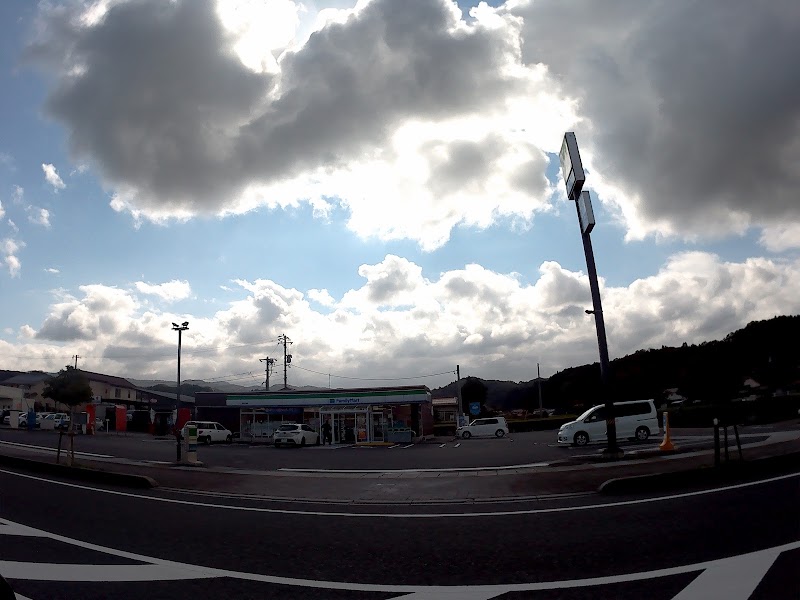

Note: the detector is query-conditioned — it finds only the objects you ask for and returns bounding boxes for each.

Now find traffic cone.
[659,411,675,452]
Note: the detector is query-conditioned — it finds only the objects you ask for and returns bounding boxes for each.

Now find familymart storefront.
[195,386,433,444]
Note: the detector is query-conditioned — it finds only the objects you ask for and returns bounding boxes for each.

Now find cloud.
[11,186,24,205]
[135,279,192,302]
[27,207,52,228]
[42,163,65,190]
[506,0,800,242]
[7,220,18,233]
[1,238,25,277]
[0,152,14,170]
[308,288,336,307]
[0,201,4,220]
[29,0,574,249]
[45,267,60,274]
[758,223,800,253]
[6,251,800,383]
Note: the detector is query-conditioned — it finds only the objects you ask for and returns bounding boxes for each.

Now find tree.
[43,366,93,465]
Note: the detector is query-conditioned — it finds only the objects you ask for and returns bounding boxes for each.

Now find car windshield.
[277,424,298,431]
[575,406,599,421]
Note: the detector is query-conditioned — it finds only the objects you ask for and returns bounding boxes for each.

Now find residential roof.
[77,370,135,388]
[2,372,52,386]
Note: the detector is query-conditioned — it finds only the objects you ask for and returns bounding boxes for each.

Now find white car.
[181,421,233,445]
[456,417,509,439]
[557,400,660,446]
[273,423,319,447]
[18,413,43,428]
[42,413,70,430]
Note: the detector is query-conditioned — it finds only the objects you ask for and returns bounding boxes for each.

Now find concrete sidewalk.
[1,433,798,503]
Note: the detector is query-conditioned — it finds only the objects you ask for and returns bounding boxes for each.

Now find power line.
[292,363,456,382]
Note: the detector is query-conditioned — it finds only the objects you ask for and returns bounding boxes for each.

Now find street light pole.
[559,132,621,458]
[171,321,189,462]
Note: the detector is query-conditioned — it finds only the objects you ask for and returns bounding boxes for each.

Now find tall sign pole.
[559,133,621,458]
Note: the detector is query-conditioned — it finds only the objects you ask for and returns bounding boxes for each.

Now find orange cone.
[660,411,675,452]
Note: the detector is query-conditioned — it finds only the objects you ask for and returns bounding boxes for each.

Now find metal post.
[456,365,463,429]
[713,418,721,467]
[176,327,182,462]
[723,424,729,462]
[576,201,619,457]
[734,424,743,460]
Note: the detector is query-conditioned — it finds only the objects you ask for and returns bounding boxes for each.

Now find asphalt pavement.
[1,466,798,599]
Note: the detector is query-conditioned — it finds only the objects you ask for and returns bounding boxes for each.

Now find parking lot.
[1,424,777,471]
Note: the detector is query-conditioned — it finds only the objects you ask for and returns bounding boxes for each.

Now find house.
[1,372,52,410]
[0,385,24,412]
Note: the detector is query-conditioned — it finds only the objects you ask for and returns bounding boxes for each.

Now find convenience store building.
[194,386,433,444]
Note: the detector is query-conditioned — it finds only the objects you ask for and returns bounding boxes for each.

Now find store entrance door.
[371,411,386,442]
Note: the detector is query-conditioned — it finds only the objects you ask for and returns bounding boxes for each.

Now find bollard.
[182,424,198,464]
[659,411,675,452]
[723,424,729,462]
[713,418,720,467]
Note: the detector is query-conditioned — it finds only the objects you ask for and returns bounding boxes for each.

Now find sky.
[0,0,799,392]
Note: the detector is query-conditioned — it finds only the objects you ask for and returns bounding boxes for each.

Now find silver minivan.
[557,400,660,446]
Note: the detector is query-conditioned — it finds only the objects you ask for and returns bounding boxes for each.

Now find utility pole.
[537,363,543,411]
[259,357,276,390]
[73,354,80,369]
[278,334,293,389]
[456,365,463,427]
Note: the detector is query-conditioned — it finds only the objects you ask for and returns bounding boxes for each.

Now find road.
[0,424,791,471]
[1,466,798,599]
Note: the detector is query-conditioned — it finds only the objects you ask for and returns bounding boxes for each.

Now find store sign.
[329,397,362,404]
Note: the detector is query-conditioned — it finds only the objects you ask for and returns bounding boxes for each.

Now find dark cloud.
[510,0,800,235]
[31,0,527,217]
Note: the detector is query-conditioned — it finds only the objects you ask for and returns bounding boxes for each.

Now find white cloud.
[307,288,336,307]
[1,238,24,277]
[0,201,4,220]
[6,252,796,385]
[11,186,24,205]
[135,279,192,302]
[42,163,65,191]
[7,220,18,233]
[758,223,800,252]
[45,267,60,274]
[27,207,51,228]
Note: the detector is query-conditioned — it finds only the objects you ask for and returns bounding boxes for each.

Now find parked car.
[557,400,660,446]
[18,413,43,428]
[42,413,70,430]
[456,417,509,439]
[273,423,320,447]
[181,421,233,445]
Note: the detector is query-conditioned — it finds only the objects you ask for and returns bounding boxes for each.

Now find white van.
[557,400,660,446]
[456,417,509,439]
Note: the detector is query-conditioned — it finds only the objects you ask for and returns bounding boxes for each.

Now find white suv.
[181,421,233,445]
[558,400,660,446]
[456,417,509,439]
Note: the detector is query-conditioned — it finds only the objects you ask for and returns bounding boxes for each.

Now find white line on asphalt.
[454,443,461,448]
[1,468,796,519]
[388,444,400,449]
[401,444,414,449]
[0,440,113,458]
[0,516,797,596]
[439,444,446,448]
[278,461,551,473]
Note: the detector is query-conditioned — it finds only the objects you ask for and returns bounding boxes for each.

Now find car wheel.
[301,436,306,447]
[204,435,212,445]
[573,432,589,446]
[226,434,233,444]
[635,426,650,442]
[461,431,471,439]
[495,429,505,438]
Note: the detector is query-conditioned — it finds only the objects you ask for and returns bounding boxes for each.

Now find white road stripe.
[439,444,446,448]
[388,444,400,449]
[670,545,781,600]
[401,444,414,449]
[278,461,550,474]
[1,468,796,519]
[0,516,796,595]
[454,443,461,448]
[0,440,113,458]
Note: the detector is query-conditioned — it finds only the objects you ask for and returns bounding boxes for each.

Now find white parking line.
[388,444,400,449]
[439,444,446,448]
[454,443,461,448]
[401,444,414,449]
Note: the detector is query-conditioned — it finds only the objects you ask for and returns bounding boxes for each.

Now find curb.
[0,453,158,489]
[598,451,800,495]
